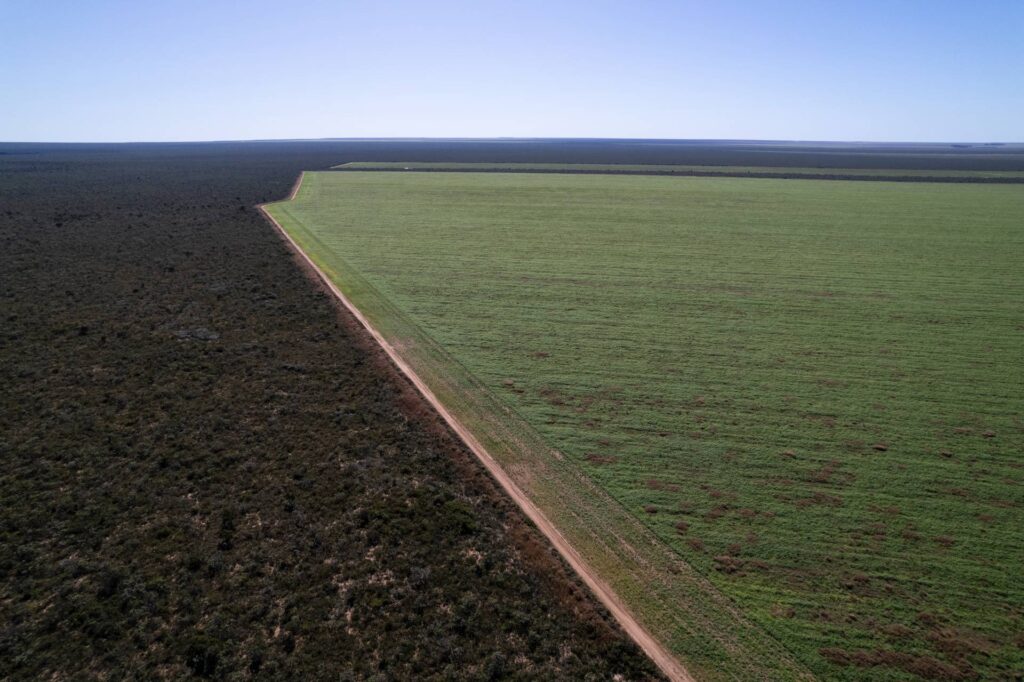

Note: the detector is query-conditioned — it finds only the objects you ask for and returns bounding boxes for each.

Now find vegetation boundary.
[260,172,816,681]
[257,176,692,681]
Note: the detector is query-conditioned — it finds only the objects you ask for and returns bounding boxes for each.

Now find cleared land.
[333,161,1024,182]
[267,171,1024,680]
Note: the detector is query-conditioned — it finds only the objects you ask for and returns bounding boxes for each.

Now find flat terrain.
[334,161,1024,182]
[0,144,663,680]
[268,170,1024,680]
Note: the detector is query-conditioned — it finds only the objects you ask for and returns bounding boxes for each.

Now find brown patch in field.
[674,521,689,534]
[901,526,921,542]
[865,522,887,539]
[686,538,704,552]
[808,460,849,485]
[872,442,889,452]
[531,351,550,359]
[706,505,730,521]
[583,453,617,465]
[933,535,956,549]
[539,387,566,406]
[713,554,769,576]
[877,623,915,641]
[644,478,680,493]
[642,504,658,515]
[840,572,873,595]
[982,430,996,438]
[781,449,797,459]
[794,491,843,508]
[927,627,996,658]
[770,604,796,619]
[806,414,837,428]
[977,513,995,524]
[819,647,974,680]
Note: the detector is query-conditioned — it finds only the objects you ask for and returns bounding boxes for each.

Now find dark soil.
[0,142,664,680]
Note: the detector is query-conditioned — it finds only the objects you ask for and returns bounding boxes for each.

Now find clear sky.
[2,0,1022,142]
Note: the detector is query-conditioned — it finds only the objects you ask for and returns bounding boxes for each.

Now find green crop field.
[266,171,1024,680]
[333,161,1024,181]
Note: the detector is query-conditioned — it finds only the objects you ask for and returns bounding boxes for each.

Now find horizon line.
[1,136,1022,147]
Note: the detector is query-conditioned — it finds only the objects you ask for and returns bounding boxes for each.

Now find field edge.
[261,171,816,681]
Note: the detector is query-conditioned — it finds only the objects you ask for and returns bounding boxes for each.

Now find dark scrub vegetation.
[0,143,664,680]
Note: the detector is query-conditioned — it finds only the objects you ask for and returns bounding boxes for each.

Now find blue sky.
[2,0,1021,142]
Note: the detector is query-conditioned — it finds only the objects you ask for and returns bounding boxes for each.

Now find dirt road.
[257,176,694,682]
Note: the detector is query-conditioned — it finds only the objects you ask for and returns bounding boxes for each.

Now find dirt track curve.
[257,172,694,682]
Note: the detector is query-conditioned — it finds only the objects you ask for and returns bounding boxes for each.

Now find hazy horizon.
[3,0,1022,143]
[4,137,1024,147]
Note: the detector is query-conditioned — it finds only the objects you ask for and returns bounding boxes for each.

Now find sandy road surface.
[257,173,694,682]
